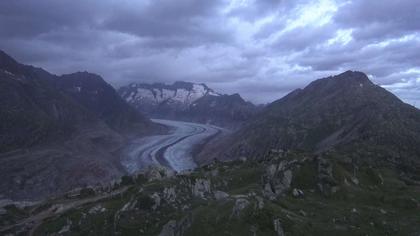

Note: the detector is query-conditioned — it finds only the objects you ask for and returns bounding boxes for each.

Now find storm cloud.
[0,0,419,106]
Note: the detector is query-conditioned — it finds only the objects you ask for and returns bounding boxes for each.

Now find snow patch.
[122,82,220,108]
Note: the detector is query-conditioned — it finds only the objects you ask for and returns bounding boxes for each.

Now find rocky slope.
[2,151,419,235]
[56,72,153,133]
[118,81,257,128]
[205,71,420,170]
[2,70,420,235]
[0,50,161,201]
[187,93,258,128]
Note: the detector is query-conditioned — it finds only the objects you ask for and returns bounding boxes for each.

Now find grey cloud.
[335,0,420,41]
[0,0,419,106]
[0,1,101,39]
[271,24,337,52]
[102,0,231,46]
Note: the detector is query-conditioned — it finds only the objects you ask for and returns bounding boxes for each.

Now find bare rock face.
[191,179,211,198]
[262,161,293,199]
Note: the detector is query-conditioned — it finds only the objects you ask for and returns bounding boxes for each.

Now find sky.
[0,0,419,106]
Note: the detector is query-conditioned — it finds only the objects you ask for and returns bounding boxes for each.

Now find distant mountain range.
[2,50,420,235]
[200,71,420,171]
[118,81,258,128]
[0,50,162,200]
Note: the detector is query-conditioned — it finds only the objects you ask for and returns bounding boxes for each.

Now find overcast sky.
[1,0,419,106]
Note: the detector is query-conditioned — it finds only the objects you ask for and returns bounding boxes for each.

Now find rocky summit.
[206,71,420,168]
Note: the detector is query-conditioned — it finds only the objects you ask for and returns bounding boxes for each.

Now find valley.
[1,50,419,235]
[121,119,225,173]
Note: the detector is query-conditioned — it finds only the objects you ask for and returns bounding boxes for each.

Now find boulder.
[163,187,176,203]
[159,220,177,236]
[255,196,265,209]
[214,191,229,200]
[192,179,211,198]
[232,198,250,217]
[273,218,285,236]
[292,188,304,198]
[317,157,338,196]
[150,193,161,210]
[146,166,175,182]
[159,213,193,236]
[262,161,293,199]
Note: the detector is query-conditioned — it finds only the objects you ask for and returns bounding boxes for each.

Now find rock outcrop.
[317,157,338,196]
[191,179,211,198]
[159,213,193,236]
[262,161,293,199]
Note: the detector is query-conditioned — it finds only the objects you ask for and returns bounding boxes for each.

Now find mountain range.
[118,81,258,128]
[1,50,420,235]
[199,71,420,172]
[0,50,163,200]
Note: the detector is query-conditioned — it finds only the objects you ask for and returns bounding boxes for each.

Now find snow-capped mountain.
[119,81,220,111]
[118,81,258,127]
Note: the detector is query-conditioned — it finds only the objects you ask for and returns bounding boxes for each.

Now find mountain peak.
[60,71,106,84]
[0,50,23,75]
[219,71,420,162]
[299,70,376,102]
[335,70,371,84]
[119,81,220,110]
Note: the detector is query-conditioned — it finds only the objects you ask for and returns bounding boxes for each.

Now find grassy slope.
[2,152,419,236]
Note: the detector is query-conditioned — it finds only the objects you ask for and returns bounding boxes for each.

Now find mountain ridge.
[118,81,258,128]
[199,71,420,169]
[0,50,162,200]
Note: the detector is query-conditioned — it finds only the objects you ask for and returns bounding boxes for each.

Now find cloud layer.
[1,0,419,106]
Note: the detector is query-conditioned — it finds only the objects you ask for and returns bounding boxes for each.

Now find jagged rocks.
[191,179,211,198]
[262,161,293,199]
